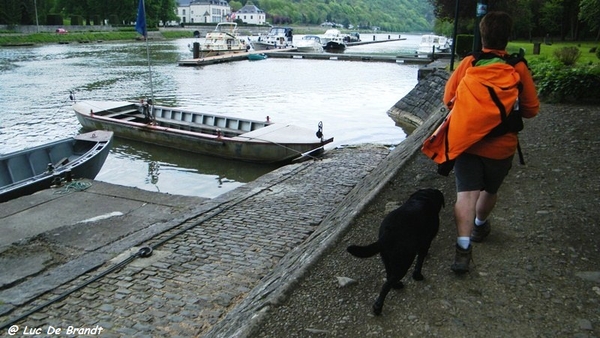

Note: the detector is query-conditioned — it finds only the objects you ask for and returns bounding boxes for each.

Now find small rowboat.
[248,53,268,61]
[0,130,113,202]
[72,101,333,164]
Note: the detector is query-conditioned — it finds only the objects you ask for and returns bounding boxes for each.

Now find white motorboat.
[296,35,324,53]
[252,26,293,50]
[198,22,250,54]
[321,29,346,52]
[417,34,451,57]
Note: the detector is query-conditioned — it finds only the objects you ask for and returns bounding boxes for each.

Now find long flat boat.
[72,101,333,164]
[0,130,113,202]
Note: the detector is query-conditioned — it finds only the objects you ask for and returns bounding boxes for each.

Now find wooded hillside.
[229,0,435,32]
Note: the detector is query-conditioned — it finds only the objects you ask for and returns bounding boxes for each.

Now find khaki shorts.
[454,153,513,194]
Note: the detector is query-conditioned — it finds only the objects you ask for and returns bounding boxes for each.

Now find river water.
[0,33,423,198]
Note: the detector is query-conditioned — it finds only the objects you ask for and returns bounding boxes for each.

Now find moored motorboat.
[199,22,250,54]
[0,130,113,202]
[417,34,451,57]
[252,26,294,50]
[72,100,333,164]
[321,29,347,52]
[296,35,324,53]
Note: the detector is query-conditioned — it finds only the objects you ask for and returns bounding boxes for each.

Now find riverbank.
[253,102,600,337]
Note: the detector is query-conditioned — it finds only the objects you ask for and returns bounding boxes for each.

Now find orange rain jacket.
[423,48,539,162]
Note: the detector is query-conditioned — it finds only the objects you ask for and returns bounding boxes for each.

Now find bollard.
[193,42,200,59]
[373,35,376,41]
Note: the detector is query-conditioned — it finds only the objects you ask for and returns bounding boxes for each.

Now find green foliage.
[254,0,434,32]
[596,47,600,60]
[430,0,600,41]
[553,46,581,66]
[579,0,600,33]
[530,58,600,102]
[433,19,454,37]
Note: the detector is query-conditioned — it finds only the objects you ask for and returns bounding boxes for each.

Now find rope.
[53,181,92,195]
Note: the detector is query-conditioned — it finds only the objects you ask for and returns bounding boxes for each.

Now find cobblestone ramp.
[3,146,390,337]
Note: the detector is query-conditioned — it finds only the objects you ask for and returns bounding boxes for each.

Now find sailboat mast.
[142,0,155,104]
[137,0,155,107]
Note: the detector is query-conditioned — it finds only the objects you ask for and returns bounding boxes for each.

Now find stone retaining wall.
[386,69,449,129]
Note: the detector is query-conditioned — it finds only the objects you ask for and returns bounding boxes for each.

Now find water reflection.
[97,137,278,198]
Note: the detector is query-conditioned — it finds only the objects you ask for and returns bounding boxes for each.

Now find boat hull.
[252,41,288,50]
[73,101,332,164]
[0,130,113,202]
[324,41,346,52]
[248,53,268,61]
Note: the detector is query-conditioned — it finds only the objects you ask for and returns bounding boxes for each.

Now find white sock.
[457,237,470,249]
[475,217,487,226]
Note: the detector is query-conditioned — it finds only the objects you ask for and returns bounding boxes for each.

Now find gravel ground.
[252,103,600,338]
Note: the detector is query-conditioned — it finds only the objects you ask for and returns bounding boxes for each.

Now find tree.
[540,0,563,37]
[0,0,23,25]
[513,0,535,40]
[157,0,178,26]
[579,0,600,40]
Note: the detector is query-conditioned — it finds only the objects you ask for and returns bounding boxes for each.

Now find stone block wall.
[386,69,449,129]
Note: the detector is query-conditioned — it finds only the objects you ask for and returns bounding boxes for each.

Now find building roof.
[238,3,264,14]
[178,0,230,6]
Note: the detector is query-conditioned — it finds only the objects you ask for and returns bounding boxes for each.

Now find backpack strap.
[474,50,527,165]
[470,49,528,68]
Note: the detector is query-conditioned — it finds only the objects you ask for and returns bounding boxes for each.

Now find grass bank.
[508,40,599,65]
[0,30,192,45]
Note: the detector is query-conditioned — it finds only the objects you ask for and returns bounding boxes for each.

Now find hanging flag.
[135,0,147,37]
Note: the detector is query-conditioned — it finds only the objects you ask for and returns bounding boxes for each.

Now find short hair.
[480,11,513,50]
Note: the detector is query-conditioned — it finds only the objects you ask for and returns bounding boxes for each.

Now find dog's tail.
[347,242,381,258]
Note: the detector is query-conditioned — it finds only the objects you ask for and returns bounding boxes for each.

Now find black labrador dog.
[347,188,444,315]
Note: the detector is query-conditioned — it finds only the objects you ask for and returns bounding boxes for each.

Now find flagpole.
[136,0,155,118]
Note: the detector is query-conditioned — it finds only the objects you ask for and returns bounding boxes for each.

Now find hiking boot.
[470,221,491,243]
[451,244,472,274]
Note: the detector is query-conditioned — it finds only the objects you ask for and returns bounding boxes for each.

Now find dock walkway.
[178,37,431,67]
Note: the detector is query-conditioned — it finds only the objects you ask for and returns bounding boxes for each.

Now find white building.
[234,2,266,25]
[177,0,232,24]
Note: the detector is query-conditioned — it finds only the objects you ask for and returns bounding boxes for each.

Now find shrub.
[530,58,600,102]
[553,46,581,66]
